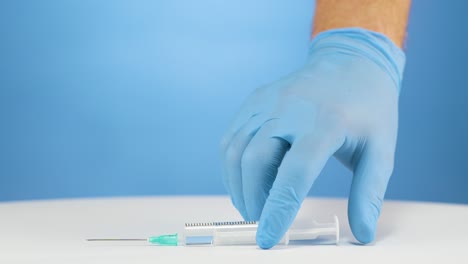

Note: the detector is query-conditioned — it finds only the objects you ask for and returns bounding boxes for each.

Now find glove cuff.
[309,27,406,94]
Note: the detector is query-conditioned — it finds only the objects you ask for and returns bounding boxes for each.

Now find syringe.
[87,215,339,246]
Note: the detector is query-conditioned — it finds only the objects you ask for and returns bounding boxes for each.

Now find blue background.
[1,0,467,203]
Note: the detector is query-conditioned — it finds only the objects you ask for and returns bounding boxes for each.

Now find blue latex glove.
[220,28,405,249]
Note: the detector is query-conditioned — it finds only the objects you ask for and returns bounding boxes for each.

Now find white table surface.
[1,196,467,263]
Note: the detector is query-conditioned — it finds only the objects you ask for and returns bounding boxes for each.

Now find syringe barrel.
[182,216,338,246]
[212,227,288,246]
[183,221,263,246]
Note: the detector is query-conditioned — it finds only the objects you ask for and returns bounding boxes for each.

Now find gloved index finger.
[256,131,344,249]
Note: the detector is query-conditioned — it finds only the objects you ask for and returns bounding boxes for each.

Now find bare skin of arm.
[312,0,411,48]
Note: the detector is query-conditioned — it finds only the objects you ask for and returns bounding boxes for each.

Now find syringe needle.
[87,234,179,246]
[87,238,147,241]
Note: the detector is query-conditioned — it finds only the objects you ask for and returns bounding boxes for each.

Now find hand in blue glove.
[220,28,405,249]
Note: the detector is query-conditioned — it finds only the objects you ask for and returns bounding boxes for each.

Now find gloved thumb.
[348,141,394,244]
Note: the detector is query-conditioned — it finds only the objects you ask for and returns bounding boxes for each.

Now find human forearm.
[312,0,411,48]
